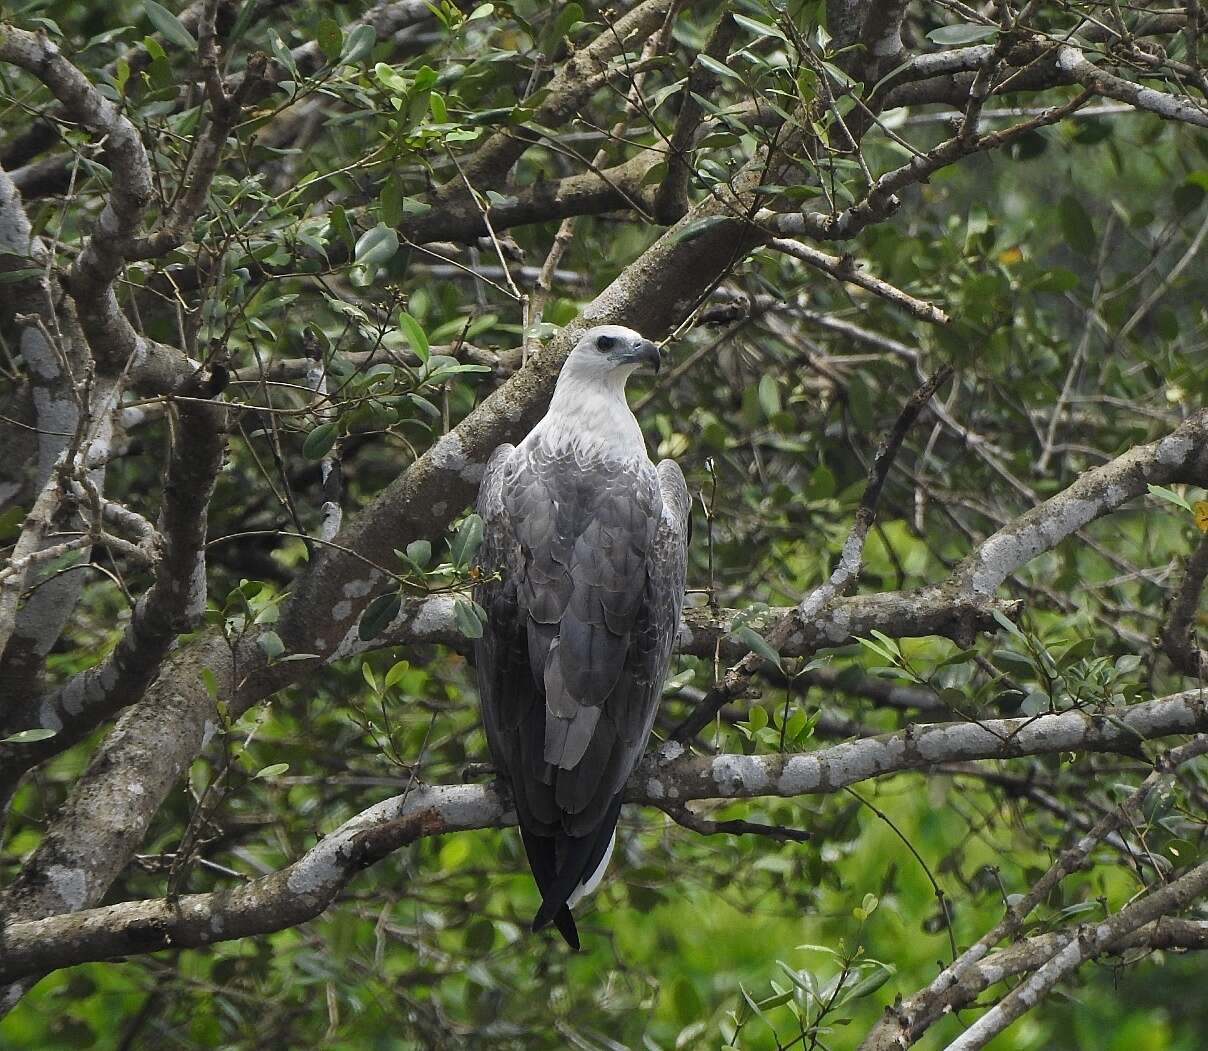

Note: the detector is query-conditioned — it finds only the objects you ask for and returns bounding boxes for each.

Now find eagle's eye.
[596,334,616,352]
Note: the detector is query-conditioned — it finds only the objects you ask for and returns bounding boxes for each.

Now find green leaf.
[1115,653,1142,675]
[362,661,379,693]
[401,197,433,218]
[1058,638,1096,669]
[454,598,484,639]
[2,727,58,745]
[328,205,353,248]
[302,422,338,460]
[856,635,894,661]
[200,667,219,701]
[806,464,835,499]
[1034,268,1079,293]
[757,375,780,418]
[757,989,794,1009]
[257,631,285,660]
[841,965,895,1002]
[385,659,410,689]
[992,648,1035,677]
[732,13,788,41]
[545,2,582,46]
[254,762,289,779]
[992,608,1024,637]
[450,513,484,566]
[405,539,432,568]
[784,707,809,741]
[1058,195,1095,255]
[359,591,402,641]
[926,23,998,45]
[374,61,409,94]
[697,54,739,81]
[672,215,729,244]
[870,629,901,658]
[380,174,404,228]
[145,0,197,49]
[465,918,496,951]
[316,17,342,62]
[399,311,429,360]
[732,625,782,670]
[1148,483,1191,511]
[340,23,377,64]
[228,0,257,45]
[939,687,968,709]
[354,223,399,267]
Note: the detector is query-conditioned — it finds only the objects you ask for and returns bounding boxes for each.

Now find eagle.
[473,325,690,949]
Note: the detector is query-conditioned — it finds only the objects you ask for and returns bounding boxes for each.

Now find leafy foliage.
[2,0,1208,1048]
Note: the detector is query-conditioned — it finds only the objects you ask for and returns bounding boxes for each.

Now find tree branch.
[765,239,950,324]
[1160,533,1208,678]
[0,386,228,788]
[2,694,1207,982]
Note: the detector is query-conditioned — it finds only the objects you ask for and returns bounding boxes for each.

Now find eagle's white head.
[562,325,662,383]
[531,325,662,460]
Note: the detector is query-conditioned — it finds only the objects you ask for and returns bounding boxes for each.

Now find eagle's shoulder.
[476,443,516,519]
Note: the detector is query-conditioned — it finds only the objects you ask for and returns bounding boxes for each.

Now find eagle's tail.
[522,798,623,950]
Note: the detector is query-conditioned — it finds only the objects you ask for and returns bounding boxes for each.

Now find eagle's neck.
[530,369,647,461]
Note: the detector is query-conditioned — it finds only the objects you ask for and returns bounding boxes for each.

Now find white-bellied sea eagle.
[474,325,689,949]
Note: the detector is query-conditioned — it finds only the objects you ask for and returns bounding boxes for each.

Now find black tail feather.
[532,903,580,950]
[519,800,623,949]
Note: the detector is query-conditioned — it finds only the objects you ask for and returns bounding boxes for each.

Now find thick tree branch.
[943,858,1208,1051]
[434,0,683,196]
[0,24,152,368]
[1160,534,1208,678]
[652,12,739,224]
[952,409,1208,596]
[1055,45,1208,128]
[0,390,228,787]
[2,693,1207,981]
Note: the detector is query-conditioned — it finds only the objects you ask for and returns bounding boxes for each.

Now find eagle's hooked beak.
[628,338,662,374]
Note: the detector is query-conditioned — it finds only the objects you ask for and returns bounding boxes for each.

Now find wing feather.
[474,437,689,920]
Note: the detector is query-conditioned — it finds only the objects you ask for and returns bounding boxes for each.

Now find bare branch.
[1160,534,1208,678]
[943,859,1208,1051]
[1055,45,1208,128]
[0,388,227,788]
[0,24,152,365]
[766,239,950,324]
[652,12,739,224]
[3,697,1207,982]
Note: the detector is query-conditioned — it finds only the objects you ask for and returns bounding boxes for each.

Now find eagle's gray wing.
[474,442,689,936]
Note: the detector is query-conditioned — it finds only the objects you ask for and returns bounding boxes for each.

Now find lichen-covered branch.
[953,409,1208,596]
[1160,534,1208,678]
[2,693,1206,982]
[0,391,228,789]
[1055,45,1208,128]
[857,734,1208,1050]
[0,24,152,367]
[943,859,1208,1051]
[765,239,950,324]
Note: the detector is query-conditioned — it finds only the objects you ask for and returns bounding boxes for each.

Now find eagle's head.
[565,325,662,378]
